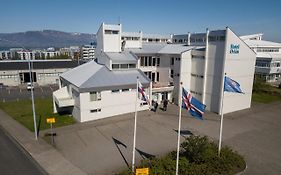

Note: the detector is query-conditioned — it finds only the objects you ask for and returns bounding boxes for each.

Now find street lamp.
[0,38,38,140]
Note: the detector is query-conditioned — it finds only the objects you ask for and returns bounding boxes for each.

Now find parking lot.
[0,84,58,102]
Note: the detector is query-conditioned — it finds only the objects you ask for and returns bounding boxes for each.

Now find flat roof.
[0,59,79,71]
[105,51,137,64]
[245,40,281,48]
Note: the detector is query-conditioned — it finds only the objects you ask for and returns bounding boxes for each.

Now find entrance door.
[21,72,37,83]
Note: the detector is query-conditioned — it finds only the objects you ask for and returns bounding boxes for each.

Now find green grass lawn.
[0,98,76,132]
[252,92,281,103]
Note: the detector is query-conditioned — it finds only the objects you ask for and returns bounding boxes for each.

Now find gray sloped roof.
[105,52,137,64]
[244,40,281,47]
[60,60,150,92]
[158,44,196,54]
[126,43,199,55]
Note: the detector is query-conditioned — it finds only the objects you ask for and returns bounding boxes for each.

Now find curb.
[0,110,87,175]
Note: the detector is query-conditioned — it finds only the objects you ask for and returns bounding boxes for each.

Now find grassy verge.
[0,98,76,132]
[120,136,246,175]
[252,92,281,103]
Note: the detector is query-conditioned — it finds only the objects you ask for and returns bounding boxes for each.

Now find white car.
[27,82,34,90]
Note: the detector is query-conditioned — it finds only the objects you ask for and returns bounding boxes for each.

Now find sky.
[0,0,281,42]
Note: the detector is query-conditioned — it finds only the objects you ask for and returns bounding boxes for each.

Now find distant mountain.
[0,30,96,49]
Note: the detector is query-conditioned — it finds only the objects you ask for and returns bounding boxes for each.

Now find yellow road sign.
[46,118,56,124]
[136,168,149,175]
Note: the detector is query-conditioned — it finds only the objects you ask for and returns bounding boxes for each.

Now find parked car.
[27,82,34,90]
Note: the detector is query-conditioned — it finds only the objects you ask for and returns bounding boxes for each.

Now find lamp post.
[0,38,38,140]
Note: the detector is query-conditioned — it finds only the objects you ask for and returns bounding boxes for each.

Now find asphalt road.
[0,126,46,175]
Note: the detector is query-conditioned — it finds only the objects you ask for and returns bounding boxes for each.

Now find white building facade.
[53,23,256,123]
[241,34,281,82]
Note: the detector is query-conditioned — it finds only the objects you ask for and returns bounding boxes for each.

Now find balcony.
[152,82,174,93]
[53,86,74,107]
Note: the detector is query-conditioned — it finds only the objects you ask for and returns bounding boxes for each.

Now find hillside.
[0,30,96,49]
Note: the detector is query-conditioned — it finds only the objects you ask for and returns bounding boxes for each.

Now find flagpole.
[132,77,139,174]
[176,82,183,175]
[218,73,226,156]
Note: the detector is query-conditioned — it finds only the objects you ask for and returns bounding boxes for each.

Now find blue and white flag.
[182,88,206,120]
[224,76,244,93]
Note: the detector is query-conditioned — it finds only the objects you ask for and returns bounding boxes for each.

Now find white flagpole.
[176,82,183,175]
[132,77,139,173]
[218,74,226,156]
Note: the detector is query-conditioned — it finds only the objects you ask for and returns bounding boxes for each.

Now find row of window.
[190,90,202,96]
[140,56,160,67]
[111,88,131,93]
[256,48,279,53]
[0,74,17,79]
[208,35,225,42]
[191,73,204,78]
[112,64,136,69]
[121,37,140,41]
[256,61,280,68]
[144,71,160,82]
[191,55,205,59]
[104,30,119,34]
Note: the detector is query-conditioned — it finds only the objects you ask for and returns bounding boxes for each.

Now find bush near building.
[120,136,246,175]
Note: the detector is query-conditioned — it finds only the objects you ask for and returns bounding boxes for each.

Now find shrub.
[119,136,246,175]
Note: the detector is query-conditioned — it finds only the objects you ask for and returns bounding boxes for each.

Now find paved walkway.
[0,110,86,175]
[42,101,281,175]
[1,101,281,175]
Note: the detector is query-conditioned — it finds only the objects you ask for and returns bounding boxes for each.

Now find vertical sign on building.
[230,44,240,54]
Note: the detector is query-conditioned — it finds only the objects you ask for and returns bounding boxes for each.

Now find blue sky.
[1,0,281,42]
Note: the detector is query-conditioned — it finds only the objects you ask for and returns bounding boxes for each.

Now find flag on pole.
[224,76,244,93]
[138,81,150,104]
[182,87,206,120]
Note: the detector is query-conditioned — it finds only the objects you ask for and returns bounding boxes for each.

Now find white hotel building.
[53,23,256,122]
[241,34,281,82]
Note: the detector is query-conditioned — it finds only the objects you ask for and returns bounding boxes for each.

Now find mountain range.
[0,30,96,49]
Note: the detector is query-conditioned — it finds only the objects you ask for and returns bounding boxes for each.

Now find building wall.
[78,89,149,122]
[0,68,70,86]
[204,35,226,113]
[222,28,256,114]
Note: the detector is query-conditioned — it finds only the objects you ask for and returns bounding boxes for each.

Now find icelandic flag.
[224,76,244,93]
[138,81,150,104]
[182,88,206,120]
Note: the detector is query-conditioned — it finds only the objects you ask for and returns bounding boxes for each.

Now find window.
[90,91,101,101]
[156,57,160,66]
[170,69,174,78]
[156,72,160,81]
[121,64,128,69]
[170,57,174,65]
[105,30,119,34]
[90,108,101,113]
[192,55,205,59]
[144,57,148,66]
[148,56,152,66]
[140,57,144,66]
[122,89,129,92]
[112,64,119,69]
[111,89,120,93]
[129,64,136,68]
[152,57,156,66]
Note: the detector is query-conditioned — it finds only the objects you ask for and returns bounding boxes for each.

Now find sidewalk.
[0,109,86,175]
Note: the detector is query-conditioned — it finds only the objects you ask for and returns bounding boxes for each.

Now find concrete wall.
[204,36,226,113]
[222,28,256,114]
[78,89,149,122]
